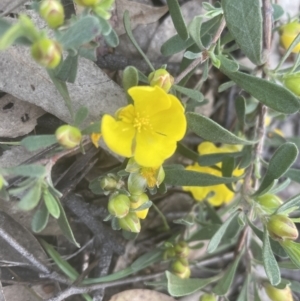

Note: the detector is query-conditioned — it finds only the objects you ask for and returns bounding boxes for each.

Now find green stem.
[151,202,170,231]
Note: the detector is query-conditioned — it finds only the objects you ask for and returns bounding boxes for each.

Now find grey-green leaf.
[188,16,204,49]
[166,0,188,41]
[123,66,139,104]
[161,35,194,56]
[222,0,263,65]
[164,169,240,186]
[166,271,220,297]
[276,193,300,215]
[255,143,298,196]
[18,182,42,211]
[187,112,255,145]
[21,135,57,151]
[56,54,78,83]
[280,241,300,268]
[104,28,119,47]
[207,211,239,253]
[43,190,60,219]
[74,106,89,126]
[220,63,300,114]
[262,226,281,285]
[174,85,204,102]
[4,164,46,178]
[31,202,49,233]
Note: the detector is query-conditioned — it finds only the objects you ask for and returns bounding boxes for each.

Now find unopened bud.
[163,247,176,260]
[264,282,294,301]
[118,212,141,233]
[74,0,100,7]
[130,193,149,219]
[174,241,190,258]
[148,69,174,93]
[267,214,298,241]
[100,175,117,192]
[280,22,300,53]
[256,194,283,214]
[171,258,191,279]
[283,73,300,96]
[31,38,62,69]
[0,175,4,190]
[200,293,217,301]
[39,0,64,28]
[108,194,130,218]
[55,125,82,148]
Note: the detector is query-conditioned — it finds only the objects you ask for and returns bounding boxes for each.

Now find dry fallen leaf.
[108,289,176,301]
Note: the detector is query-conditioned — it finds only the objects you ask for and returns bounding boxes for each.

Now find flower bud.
[74,0,100,7]
[200,293,217,301]
[39,0,64,29]
[31,38,62,69]
[171,258,191,279]
[267,214,298,241]
[283,73,300,96]
[163,247,176,260]
[118,212,141,233]
[100,175,118,192]
[264,282,294,301]
[174,241,190,258]
[0,175,4,190]
[148,69,174,93]
[256,194,283,214]
[130,193,149,219]
[280,22,300,53]
[55,125,82,148]
[108,194,130,218]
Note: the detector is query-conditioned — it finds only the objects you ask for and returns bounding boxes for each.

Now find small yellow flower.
[280,22,300,53]
[183,142,243,206]
[101,86,186,167]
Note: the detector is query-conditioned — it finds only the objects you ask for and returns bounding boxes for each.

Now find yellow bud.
[174,241,190,258]
[280,22,300,53]
[108,194,130,218]
[130,193,149,219]
[0,175,4,190]
[171,258,191,279]
[31,38,62,69]
[283,73,300,96]
[118,212,141,233]
[267,214,298,241]
[39,0,64,29]
[100,175,118,192]
[74,0,100,7]
[264,282,294,301]
[55,125,82,148]
[256,194,283,214]
[200,293,217,301]
[148,69,174,92]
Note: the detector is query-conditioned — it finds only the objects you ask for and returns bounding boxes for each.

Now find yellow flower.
[101,86,186,167]
[90,132,101,148]
[280,22,300,53]
[183,142,243,206]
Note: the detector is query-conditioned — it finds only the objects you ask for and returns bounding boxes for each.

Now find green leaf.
[275,193,300,215]
[31,202,49,233]
[269,178,291,195]
[280,240,300,268]
[96,15,112,35]
[166,0,188,41]
[219,64,300,114]
[131,249,163,271]
[235,96,246,131]
[218,81,235,93]
[205,201,223,224]
[18,182,42,211]
[188,16,204,50]
[3,164,46,178]
[187,112,256,145]
[104,28,119,47]
[74,106,89,127]
[43,190,60,219]
[55,54,78,83]
[166,271,220,297]
[56,200,80,247]
[173,85,204,102]
[81,121,101,135]
[212,252,243,295]
[236,276,249,301]
[272,4,284,21]
[130,201,152,212]
[222,0,263,65]
[123,66,139,104]
[164,169,240,186]
[262,226,281,286]
[255,143,298,196]
[161,35,194,56]
[218,55,239,72]
[207,211,239,253]
[290,280,300,293]
[21,135,57,151]
[189,225,220,241]
[58,15,101,49]
[286,168,300,183]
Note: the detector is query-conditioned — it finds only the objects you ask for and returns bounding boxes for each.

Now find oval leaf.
[43,191,60,219]
[31,202,49,233]
[174,85,204,102]
[275,193,300,215]
[222,0,263,65]
[18,182,42,211]
[187,112,255,145]
[21,135,57,151]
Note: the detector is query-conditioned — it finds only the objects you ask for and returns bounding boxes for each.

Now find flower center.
[133,112,152,133]
[140,167,157,187]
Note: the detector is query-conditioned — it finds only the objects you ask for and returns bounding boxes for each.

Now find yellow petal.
[151,94,186,141]
[134,131,177,167]
[101,114,135,157]
[128,86,171,117]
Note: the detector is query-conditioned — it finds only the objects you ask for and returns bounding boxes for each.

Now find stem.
[151,203,170,231]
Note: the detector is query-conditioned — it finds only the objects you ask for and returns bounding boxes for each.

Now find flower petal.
[128,86,171,117]
[134,131,177,167]
[101,114,135,158]
[151,94,186,141]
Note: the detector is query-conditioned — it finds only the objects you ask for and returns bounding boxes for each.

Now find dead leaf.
[2,285,40,301]
[108,289,176,301]
[114,0,168,35]
[0,94,45,138]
